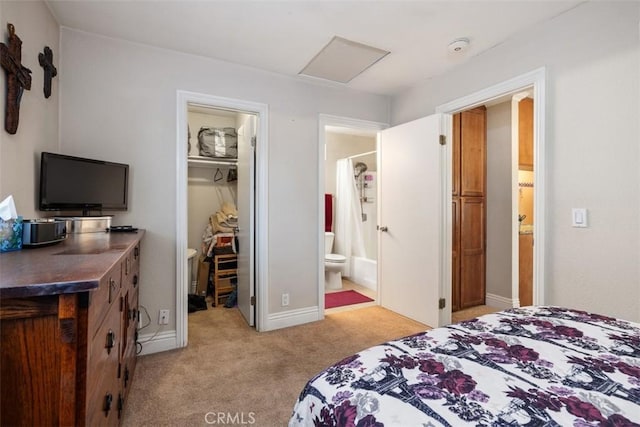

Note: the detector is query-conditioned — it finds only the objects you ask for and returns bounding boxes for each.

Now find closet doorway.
[176,91,269,346]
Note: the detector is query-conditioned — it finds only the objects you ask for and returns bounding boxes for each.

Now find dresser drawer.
[85,365,122,427]
[126,243,141,291]
[120,287,138,361]
[121,344,137,401]
[86,298,121,420]
[88,261,122,336]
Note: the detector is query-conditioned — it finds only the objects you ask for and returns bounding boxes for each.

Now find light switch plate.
[572,208,588,228]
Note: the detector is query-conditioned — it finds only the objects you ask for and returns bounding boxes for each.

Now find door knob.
[378,226,388,232]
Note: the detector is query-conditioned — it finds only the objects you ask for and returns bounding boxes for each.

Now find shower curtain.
[334,159,366,276]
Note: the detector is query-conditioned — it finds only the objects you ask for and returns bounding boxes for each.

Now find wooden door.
[519,234,533,306]
[460,107,486,197]
[451,198,460,311]
[519,98,534,170]
[452,113,461,197]
[460,197,486,308]
[452,107,486,312]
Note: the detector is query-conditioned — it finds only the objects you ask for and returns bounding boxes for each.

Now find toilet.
[324,232,346,290]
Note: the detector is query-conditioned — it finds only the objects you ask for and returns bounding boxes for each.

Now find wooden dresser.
[0,231,143,426]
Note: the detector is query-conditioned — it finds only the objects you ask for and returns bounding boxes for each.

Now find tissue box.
[0,216,23,252]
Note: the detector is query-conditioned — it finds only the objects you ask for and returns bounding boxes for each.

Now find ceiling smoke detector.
[448,38,470,53]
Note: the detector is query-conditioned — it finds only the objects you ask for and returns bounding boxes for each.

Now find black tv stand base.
[108,225,138,233]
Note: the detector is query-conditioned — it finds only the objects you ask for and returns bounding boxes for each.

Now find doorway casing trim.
[176,90,269,347]
[318,114,388,318]
[436,67,546,310]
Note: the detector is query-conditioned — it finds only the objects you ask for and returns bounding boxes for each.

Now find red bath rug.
[325,290,374,309]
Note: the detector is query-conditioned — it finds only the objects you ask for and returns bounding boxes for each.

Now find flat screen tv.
[39,152,129,215]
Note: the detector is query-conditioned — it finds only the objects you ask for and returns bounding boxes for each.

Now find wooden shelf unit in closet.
[212,253,237,307]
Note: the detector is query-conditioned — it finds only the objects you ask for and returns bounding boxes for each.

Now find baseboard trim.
[486,293,515,310]
[264,306,320,331]
[137,330,178,356]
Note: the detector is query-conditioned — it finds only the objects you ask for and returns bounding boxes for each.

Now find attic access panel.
[299,36,389,83]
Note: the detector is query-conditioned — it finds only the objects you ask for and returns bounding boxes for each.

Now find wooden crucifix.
[0,23,32,135]
[39,46,57,98]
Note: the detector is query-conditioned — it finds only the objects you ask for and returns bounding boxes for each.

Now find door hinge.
[251,136,256,148]
[439,134,446,146]
[439,298,446,309]
[250,295,256,306]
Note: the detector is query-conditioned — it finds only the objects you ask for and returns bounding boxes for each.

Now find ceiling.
[45,0,583,96]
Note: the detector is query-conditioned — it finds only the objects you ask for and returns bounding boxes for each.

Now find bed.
[289,306,640,426]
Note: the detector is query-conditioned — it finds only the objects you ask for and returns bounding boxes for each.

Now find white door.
[237,114,256,326]
[378,114,449,328]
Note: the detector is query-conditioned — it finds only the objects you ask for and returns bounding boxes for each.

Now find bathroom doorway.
[318,115,387,315]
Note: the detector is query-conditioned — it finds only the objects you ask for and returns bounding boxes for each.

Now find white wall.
[392,2,640,322]
[486,101,512,299]
[58,28,389,338]
[0,1,59,218]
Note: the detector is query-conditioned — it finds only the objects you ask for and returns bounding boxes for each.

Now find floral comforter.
[289,306,640,426]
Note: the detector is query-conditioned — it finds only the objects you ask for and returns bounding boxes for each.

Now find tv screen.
[39,152,129,214]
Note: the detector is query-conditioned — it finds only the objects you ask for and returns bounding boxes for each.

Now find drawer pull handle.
[124,366,130,388]
[109,277,118,303]
[133,275,139,287]
[134,246,139,259]
[106,329,116,354]
[103,393,113,416]
[118,393,124,419]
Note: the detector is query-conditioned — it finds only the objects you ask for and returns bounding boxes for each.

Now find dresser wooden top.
[0,230,144,299]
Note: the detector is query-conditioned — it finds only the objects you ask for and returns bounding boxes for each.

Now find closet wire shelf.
[188,156,237,168]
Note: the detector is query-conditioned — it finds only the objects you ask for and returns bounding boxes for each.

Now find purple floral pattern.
[290,306,640,426]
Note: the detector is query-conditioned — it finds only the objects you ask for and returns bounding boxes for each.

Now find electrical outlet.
[281,293,289,307]
[158,309,169,325]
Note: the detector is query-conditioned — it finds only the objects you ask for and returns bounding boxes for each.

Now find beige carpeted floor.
[122,305,431,426]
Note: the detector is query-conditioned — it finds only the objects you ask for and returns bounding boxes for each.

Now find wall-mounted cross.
[39,46,57,98]
[0,23,32,134]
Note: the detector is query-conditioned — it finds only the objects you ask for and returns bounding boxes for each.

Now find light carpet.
[122,305,428,426]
